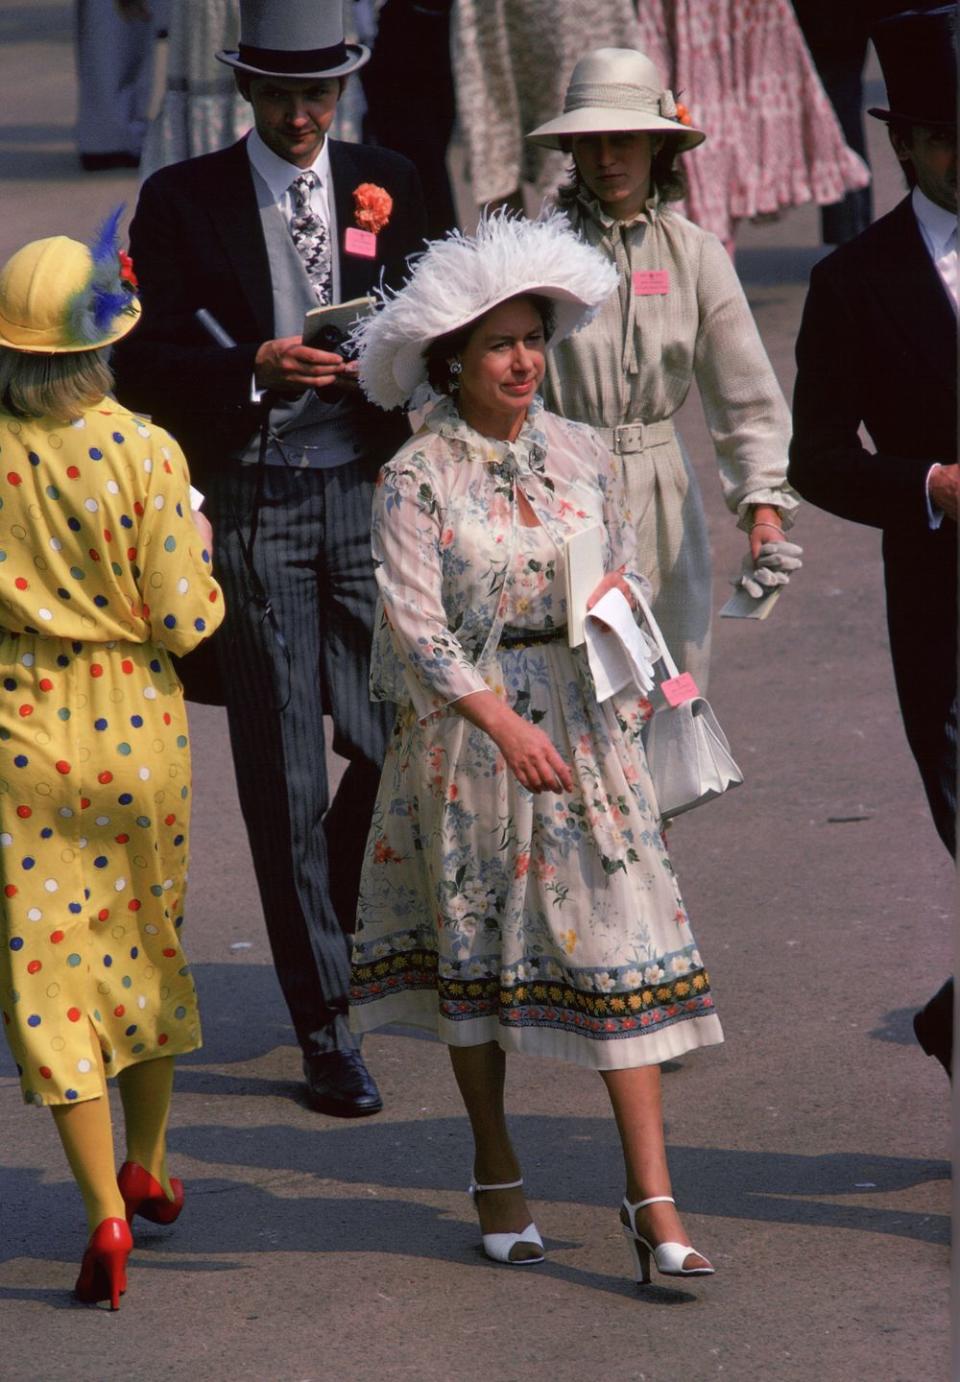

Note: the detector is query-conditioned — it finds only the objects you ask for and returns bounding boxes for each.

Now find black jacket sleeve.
[788,257,940,533]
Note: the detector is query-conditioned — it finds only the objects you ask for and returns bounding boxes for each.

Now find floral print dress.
[349,398,722,1069]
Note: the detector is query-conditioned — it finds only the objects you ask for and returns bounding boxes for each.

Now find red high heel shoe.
[74,1217,133,1310]
[117,1161,185,1226]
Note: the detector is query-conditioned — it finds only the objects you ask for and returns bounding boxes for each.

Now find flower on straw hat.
[352,211,618,410]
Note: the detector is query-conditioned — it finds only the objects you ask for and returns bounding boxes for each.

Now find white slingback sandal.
[621,1195,714,1284]
[468,1177,545,1265]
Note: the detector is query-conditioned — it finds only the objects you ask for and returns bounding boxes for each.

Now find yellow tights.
[49,1022,175,1234]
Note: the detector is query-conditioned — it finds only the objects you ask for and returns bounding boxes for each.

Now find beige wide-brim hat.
[527,47,706,153]
[0,235,141,355]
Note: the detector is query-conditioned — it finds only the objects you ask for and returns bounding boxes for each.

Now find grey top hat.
[527,48,706,153]
[216,0,369,79]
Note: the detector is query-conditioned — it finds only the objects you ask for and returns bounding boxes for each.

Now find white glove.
[736,540,804,600]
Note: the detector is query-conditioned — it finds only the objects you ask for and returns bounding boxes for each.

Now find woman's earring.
[447,358,462,393]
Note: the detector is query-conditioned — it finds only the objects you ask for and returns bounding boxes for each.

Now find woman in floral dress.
[350,215,722,1281]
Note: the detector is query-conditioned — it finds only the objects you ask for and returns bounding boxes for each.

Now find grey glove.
[736,540,804,600]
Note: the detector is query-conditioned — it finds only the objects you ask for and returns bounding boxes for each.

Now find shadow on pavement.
[0,5,69,42]
[163,1117,949,1245]
[737,245,828,285]
[0,149,85,180]
[870,1006,922,1047]
[183,961,297,1064]
[0,1162,699,1308]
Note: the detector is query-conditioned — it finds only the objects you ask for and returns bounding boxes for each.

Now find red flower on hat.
[674,102,692,127]
[353,183,393,235]
[118,249,138,291]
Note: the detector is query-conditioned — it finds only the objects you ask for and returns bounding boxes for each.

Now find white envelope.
[584,588,656,702]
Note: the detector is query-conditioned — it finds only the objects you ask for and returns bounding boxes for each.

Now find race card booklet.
[564,523,606,647]
[302,295,374,348]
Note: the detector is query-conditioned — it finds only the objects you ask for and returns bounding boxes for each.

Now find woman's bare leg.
[448,1041,540,1258]
[601,1064,711,1269]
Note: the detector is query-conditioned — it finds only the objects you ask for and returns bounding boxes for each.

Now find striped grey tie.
[289,170,332,305]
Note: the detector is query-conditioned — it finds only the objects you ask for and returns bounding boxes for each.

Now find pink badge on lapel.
[345,227,377,258]
[633,270,670,296]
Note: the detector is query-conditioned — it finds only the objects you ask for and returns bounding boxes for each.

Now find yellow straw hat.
[0,213,141,355]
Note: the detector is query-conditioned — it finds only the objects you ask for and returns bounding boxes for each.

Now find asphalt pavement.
[0,8,954,1381]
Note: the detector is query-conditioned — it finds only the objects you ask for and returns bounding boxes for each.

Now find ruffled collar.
[425,394,550,478]
[576,188,662,233]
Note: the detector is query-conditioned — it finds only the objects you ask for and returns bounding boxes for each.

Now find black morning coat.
[788,193,957,849]
[112,134,426,483]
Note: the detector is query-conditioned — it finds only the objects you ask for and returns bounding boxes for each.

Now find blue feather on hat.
[66,205,133,344]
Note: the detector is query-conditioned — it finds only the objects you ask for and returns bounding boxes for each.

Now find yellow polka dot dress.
[0,398,224,1105]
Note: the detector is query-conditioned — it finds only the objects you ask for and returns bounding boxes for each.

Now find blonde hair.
[0,345,113,423]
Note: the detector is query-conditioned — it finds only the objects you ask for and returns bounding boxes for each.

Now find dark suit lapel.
[870,197,957,393]
[201,138,275,338]
[329,139,382,302]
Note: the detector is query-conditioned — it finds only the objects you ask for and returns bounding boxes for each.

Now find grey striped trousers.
[205,458,395,1057]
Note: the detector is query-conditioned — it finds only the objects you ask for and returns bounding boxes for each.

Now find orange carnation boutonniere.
[353,183,393,235]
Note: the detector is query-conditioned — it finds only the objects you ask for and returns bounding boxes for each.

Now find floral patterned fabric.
[632,0,870,244]
[349,398,723,1069]
[451,0,643,206]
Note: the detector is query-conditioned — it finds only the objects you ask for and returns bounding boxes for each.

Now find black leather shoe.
[302,1051,383,1117]
[913,978,954,1078]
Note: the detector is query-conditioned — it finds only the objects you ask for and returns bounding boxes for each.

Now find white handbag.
[636,591,743,822]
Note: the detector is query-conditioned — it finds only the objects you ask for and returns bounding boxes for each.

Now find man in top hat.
[113,0,426,1115]
[789,6,957,1075]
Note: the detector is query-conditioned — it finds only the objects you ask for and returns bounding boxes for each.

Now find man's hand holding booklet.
[302,295,374,357]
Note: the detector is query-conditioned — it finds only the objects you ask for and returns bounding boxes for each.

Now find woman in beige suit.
[529,47,800,689]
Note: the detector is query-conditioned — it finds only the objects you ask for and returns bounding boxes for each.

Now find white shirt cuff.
[925,464,945,529]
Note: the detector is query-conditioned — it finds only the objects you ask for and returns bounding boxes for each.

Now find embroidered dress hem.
[350,987,722,1071]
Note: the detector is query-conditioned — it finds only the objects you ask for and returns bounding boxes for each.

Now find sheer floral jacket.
[370,396,649,721]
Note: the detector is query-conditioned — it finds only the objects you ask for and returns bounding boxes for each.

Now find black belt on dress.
[498,626,568,650]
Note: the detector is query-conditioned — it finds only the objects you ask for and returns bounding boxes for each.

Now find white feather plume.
[352,210,619,410]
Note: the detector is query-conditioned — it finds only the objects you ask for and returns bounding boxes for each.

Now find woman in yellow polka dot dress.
[0,217,223,1309]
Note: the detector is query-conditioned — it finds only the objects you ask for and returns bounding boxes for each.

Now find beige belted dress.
[542,194,796,689]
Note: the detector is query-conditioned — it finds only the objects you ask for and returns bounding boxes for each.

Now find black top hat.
[868,5,957,126]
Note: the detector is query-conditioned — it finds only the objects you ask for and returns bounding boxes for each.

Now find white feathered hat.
[353,212,619,410]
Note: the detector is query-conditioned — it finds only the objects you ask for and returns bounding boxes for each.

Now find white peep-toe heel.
[621,1195,714,1284]
[468,1177,545,1265]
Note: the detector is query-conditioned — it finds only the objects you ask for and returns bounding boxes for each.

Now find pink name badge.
[661,672,699,707]
[633,269,670,296]
[344,227,377,258]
